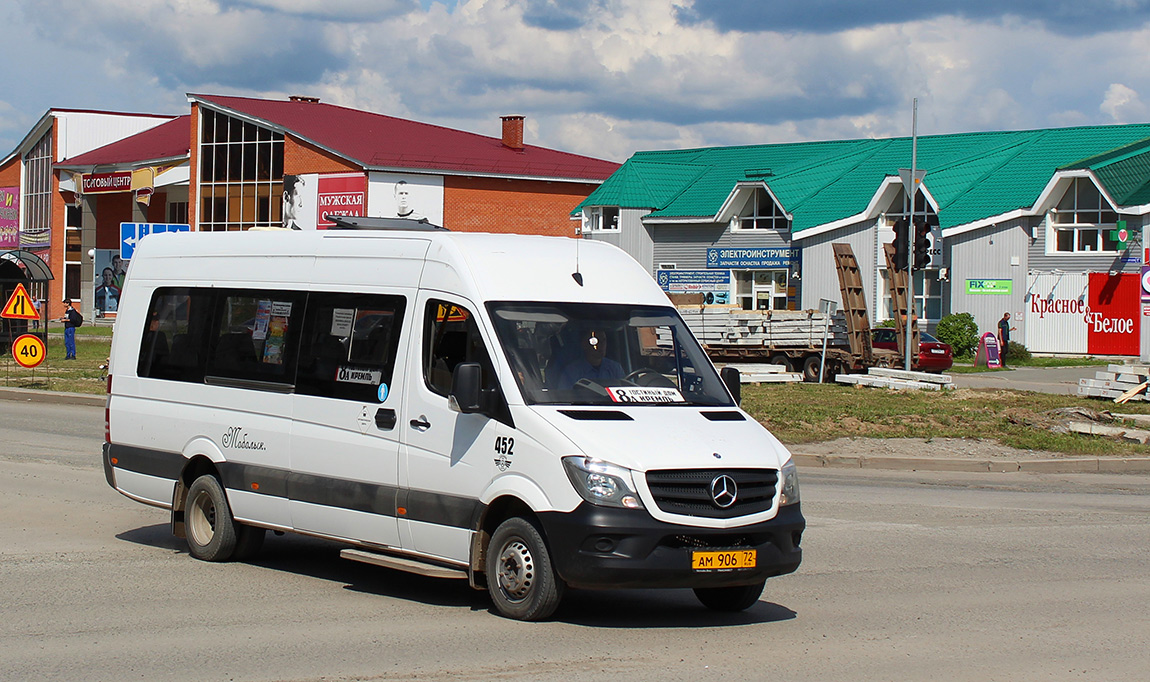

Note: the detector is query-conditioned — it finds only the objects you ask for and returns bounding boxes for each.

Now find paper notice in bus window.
[336,366,382,385]
[331,308,355,336]
[605,386,685,404]
[252,301,271,340]
[263,315,289,365]
[271,301,293,317]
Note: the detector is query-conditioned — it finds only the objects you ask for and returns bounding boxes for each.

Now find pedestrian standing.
[60,299,82,359]
[997,312,1016,368]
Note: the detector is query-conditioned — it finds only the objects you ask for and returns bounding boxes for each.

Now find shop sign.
[1025,272,1140,356]
[81,171,133,193]
[706,247,796,269]
[1086,273,1139,355]
[0,187,18,249]
[657,269,730,304]
[1141,265,1150,304]
[316,173,366,229]
[966,279,1012,295]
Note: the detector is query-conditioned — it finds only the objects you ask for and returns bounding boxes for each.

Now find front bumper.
[537,502,804,590]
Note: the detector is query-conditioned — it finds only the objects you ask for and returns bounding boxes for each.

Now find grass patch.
[1,332,111,394]
[741,383,1150,457]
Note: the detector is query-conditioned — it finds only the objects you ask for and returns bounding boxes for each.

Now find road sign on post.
[121,222,190,260]
[1,283,38,320]
[12,334,46,368]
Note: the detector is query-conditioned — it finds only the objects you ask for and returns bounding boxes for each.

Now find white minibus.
[103,224,803,620]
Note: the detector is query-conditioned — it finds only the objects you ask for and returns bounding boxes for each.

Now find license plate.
[691,549,756,571]
[930,349,945,354]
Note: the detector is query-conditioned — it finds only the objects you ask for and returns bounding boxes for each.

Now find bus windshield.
[487,302,733,407]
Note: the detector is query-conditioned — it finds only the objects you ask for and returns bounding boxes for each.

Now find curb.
[0,386,105,407]
[793,452,1150,475]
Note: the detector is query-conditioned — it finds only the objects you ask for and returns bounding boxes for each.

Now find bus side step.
[340,548,468,580]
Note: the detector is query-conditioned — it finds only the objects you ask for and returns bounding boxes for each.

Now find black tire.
[486,517,564,621]
[802,355,823,383]
[768,354,792,372]
[185,474,246,562]
[693,580,766,612]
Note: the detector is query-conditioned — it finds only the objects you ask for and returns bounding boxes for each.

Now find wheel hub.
[188,491,217,545]
[496,540,534,601]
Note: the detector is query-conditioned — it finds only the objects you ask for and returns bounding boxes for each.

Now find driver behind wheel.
[558,329,624,389]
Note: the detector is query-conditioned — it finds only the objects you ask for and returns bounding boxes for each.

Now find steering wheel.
[624,368,675,387]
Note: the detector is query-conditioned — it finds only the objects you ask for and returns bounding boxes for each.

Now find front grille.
[645,468,778,519]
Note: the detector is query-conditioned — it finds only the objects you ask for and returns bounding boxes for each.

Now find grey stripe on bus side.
[108,444,481,531]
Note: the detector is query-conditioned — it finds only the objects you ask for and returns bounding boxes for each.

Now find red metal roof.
[57,116,190,167]
[194,94,619,181]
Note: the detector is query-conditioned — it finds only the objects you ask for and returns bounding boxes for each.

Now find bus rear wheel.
[185,474,263,561]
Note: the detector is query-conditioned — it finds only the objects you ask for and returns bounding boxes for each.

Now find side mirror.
[449,362,484,414]
[720,366,741,406]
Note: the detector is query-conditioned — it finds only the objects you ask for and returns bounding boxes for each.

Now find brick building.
[1,95,618,321]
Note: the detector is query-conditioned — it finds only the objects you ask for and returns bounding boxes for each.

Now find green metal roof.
[575,123,1150,234]
[1062,138,1150,206]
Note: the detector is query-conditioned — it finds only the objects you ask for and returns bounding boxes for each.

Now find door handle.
[375,408,397,430]
[409,415,431,431]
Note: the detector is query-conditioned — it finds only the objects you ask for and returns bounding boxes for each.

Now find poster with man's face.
[367,173,444,225]
[282,173,367,229]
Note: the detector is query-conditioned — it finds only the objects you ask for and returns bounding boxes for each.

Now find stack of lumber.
[721,363,804,384]
[1078,364,1150,402]
[837,367,955,391]
[676,306,849,349]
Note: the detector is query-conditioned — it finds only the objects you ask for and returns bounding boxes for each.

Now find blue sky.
[3,0,1150,163]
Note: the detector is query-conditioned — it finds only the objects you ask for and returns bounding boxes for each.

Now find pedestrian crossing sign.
[1,283,38,320]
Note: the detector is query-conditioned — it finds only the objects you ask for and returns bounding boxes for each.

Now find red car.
[871,328,954,373]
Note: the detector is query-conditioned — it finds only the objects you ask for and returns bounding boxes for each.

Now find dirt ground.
[793,437,1068,460]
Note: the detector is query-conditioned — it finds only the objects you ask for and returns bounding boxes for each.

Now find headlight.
[779,458,800,506]
[562,456,644,509]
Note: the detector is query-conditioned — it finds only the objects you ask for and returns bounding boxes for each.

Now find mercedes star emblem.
[709,474,738,508]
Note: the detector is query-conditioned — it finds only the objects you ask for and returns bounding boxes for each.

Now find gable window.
[735,188,789,230]
[1050,178,1120,253]
[586,207,620,232]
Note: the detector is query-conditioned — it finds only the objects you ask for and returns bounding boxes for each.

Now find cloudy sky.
[3,0,1150,163]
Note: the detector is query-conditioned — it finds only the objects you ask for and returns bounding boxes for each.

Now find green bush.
[1006,341,1031,362]
[876,319,896,328]
[935,313,979,356]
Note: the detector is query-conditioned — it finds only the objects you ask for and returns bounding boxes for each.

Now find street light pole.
[905,99,918,372]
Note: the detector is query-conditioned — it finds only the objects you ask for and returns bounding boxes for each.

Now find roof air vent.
[289,95,321,103]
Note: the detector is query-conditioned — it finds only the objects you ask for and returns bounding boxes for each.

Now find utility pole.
[905,100,918,372]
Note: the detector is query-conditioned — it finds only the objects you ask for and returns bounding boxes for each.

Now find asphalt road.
[2,402,1150,681]
[949,364,1110,395]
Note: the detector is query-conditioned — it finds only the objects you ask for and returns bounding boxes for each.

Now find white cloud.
[6,0,1150,160]
[1100,83,1150,123]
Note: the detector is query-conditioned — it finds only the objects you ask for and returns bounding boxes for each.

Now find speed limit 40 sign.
[12,334,47,368]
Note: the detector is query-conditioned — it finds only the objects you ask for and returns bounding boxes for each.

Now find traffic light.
[913,219,931,270]
[891,218,909,272]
